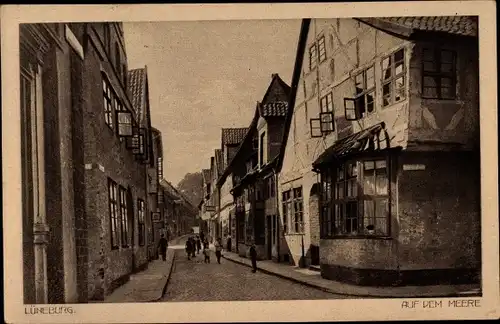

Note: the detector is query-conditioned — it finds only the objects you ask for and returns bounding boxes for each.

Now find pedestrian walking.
[185,237,193,260]
[203,237,209,250]
[190,237,196,258]
[157,234,168,261]
[196,236,202,254]
[226,233,232,252]
[203,247,211,263]
[250,242,257,273]
[214,238,223,264]
[200,231,205,243]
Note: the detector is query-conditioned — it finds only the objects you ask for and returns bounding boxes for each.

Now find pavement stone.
[220,251,482,298]
[104,236,184,303]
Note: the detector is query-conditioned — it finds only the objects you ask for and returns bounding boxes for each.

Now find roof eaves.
[276,19,311,173]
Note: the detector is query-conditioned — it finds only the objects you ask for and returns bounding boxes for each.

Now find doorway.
[266,215,272,259]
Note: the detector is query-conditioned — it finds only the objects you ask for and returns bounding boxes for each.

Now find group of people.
[158,230,258,273]
[185,233,224,264]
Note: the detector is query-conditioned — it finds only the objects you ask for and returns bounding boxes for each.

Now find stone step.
[309,265,321,272]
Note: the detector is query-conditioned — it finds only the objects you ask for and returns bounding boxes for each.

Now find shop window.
[320,157,390,238]
[108,179,119,249]
[422,48,457,99]
[382,48,406,107]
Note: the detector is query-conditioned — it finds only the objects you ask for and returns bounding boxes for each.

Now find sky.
[123,19,301,186]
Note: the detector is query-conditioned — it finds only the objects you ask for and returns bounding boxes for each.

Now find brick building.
[278,17,480,286]
[160,179,197,237]
[20,22,160,303]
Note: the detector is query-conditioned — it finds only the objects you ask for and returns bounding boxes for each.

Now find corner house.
[280,17,480,286]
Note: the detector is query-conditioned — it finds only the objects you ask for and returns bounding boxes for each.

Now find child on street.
[203,247,210,263]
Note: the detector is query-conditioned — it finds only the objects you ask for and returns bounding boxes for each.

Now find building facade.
[279,17,480,285]
[20,22,159,303]
[217,75,291,260]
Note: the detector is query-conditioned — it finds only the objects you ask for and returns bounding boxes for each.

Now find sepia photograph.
[2,2,499,323]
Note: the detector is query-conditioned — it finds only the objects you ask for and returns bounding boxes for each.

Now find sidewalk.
[104,236,184,303]
[221,251,481,298]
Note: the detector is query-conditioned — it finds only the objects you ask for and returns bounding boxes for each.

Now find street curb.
[150,248,176,302]
[221,255,481,299]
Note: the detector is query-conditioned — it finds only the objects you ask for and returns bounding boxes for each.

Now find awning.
[312,122,392,168]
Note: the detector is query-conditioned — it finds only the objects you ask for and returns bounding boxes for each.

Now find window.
[282,187,304,234]
[320,157,390,238]
[259,132,265,167]
[320,92,333,113]
[149,211,155,244]
[282,190,292,233]
[119,187,129,247]
[115,43,121,79]
[108,179,119,249]
[116,102,133,137]
[292,188,304,233]
[381,48,406,107]
[422,48,457,99]
[354,65,376,116]
[318,35,327,63]
[157,157,163,180]
[102,76,114,129]
[138,199,145,246]
[309,43,317,70]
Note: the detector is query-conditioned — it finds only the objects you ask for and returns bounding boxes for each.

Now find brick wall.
[83,25,149,299]
[398,151,481,271]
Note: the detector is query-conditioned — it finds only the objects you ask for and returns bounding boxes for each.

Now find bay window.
[320,157,390,238]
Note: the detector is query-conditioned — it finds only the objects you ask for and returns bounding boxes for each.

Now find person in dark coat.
[191,237,196,258]
[185,237,193,260]
[157,234,168,261]
[249,242,257,273]
[203,237,209,249]
[200,231,205,243]
[196,236,202,254]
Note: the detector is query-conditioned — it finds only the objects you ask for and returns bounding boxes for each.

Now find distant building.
[160,179,198,237]
[279,17,480,285]
[218,74,291,260]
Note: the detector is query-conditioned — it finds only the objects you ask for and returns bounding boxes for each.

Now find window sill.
[321,236,393,240]
[381,98,407,110]
[420,97,461,103]
[285,232,305,236]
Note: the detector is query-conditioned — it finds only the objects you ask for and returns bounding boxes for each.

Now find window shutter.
[344,98,361,121]
[310,118,322,138]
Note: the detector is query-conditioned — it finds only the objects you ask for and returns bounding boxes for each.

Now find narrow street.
[161,237,343,302]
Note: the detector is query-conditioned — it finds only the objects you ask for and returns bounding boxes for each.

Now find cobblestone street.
[161,241,344,302]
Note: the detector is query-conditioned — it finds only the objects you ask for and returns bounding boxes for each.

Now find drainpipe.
[272,167,280,262]
[33,64,49,304]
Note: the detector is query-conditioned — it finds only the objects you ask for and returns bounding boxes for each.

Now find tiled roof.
[221,128,248,146]
[259,101,289,117]
[377,16,477,37]
[128,68,146,124]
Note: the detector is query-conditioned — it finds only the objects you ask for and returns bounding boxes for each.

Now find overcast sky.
[124,19,301,186]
